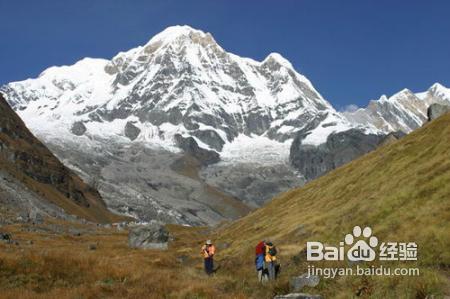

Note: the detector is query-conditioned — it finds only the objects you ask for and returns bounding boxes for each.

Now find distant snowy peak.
[422,83,450,102]
[344,83,450,133]
[1,25,353,155]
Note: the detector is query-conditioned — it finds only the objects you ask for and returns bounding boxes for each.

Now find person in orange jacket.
[201,240,216,275]
[264,241,278,280]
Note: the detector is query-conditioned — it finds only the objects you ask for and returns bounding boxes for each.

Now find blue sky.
[1,0,449,109]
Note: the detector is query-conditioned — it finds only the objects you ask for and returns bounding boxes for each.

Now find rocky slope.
[0,93,121,223]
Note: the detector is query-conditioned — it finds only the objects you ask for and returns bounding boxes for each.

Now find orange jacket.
[201,244,216,258]
[265,244,277,262]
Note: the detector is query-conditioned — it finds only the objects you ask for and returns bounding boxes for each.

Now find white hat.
[206,240,212,245]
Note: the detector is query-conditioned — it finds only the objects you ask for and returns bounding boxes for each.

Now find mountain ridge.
[1,25,357,154]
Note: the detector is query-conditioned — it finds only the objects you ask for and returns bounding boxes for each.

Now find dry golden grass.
[0,221,284,299]
[215,113,450,298]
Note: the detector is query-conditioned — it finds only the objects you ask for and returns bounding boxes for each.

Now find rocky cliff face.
[174,134,220,166]
[427,103,450,121]
[290,129,405,180]
[0,93,120,223]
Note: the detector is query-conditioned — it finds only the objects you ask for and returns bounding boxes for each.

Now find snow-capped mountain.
[343,83,450,133]
[1,25,447,224]
[4,25,351,224]
[2,25,354,156]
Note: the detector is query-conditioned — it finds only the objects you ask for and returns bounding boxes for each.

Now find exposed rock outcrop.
[290,129,405,180]
[0,232,12,243]
[70,121,87,136]
[174,134,220,166]
[290,274,320,291]
[191,130,225,151]
[128,223,170,249]
[124,121,141,140]
[427,103,450,121]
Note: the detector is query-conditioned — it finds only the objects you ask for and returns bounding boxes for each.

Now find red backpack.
[255,241,265,255]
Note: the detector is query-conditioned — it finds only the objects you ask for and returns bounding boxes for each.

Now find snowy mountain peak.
[378,95,389,102]
[2,25,369,160]
[263,52,294,69]
[146,25,215,46]
[377,88,413,103]
[430,82,446,91]
[389,88,415,101]
[344,83,450,134]
[428,82,450,100]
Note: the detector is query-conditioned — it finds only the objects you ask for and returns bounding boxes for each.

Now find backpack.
[255,241,265,255]
[269,246,277,256]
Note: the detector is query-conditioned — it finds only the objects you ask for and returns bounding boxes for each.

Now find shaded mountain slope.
[0,93,122,223]
[217,111,450,297]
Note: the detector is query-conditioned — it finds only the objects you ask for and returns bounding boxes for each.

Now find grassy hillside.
[215,112,450,297]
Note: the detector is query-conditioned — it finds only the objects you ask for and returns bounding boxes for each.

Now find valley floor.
[0,220,288,299]
[0,219,449,299]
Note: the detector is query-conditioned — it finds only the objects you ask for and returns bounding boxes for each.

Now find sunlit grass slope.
[217,112,450,298]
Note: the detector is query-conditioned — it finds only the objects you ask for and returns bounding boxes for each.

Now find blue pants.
[204,257,214,275]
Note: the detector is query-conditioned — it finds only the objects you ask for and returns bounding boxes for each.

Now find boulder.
[16,210,29,223]
[71,121,87,136]
[0,232,12,243]
[427,103,450,121]
[128,223,170,250]
[290,273,320,291]
[28,209,44,224]
[69,228,82,236]
[124,121,141,141]
[174,134,220,166]
[274,293,322,299]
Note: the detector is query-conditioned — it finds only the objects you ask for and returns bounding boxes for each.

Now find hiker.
[201,240,216,275]
[264,241,278,280]
[255,240,266,282]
